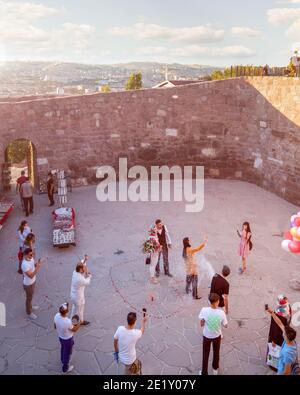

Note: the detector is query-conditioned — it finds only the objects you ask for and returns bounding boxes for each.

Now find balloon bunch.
[282,212,300,254]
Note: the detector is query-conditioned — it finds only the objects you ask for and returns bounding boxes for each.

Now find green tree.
[101,84,111,93]
[210,70,225,80]
[125,72,143,90]
[6,140,29,163]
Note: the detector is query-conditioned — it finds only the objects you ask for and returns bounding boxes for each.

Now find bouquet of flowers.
[142,237,160,254]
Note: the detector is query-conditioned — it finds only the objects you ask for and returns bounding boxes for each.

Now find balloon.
[289,241,300,254]
[295,218,300,227]
[290,227,299,238]
[291,222,297,228]
[291,215,297,223]
[282,240,291,253]
[284,231,293,241]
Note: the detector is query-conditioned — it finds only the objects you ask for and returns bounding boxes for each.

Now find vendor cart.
[53,207,76,248]
[0,197,14,231]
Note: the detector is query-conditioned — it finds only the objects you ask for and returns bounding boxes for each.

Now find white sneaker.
[28,313,37,320]
[32,306,39,311]
[63,365,74,374]
[213,369,219,375]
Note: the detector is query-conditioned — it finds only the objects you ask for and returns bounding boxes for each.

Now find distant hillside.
[0,61,222,96]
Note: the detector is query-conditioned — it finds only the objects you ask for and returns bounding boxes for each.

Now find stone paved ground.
[0,180,300,375]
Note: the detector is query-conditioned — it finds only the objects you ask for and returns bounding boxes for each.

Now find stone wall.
[0,77,299,205]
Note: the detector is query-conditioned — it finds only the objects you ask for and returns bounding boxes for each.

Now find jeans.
[23,197,34,216]
[155,246,170,275]
[23,282,36,315]
[202,335,222,375]
[59,337,74,373]
[186,275,198,298]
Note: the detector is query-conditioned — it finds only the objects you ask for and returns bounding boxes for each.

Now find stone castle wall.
[0,77,299,205]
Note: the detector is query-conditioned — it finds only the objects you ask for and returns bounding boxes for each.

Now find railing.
[230,65,300,78]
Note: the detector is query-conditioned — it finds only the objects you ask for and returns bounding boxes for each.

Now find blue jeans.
[59,337,74,373]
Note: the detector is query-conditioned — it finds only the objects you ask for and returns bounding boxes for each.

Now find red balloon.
[295,218,300,227]
[289,241,300,254]
[284,231,293,241]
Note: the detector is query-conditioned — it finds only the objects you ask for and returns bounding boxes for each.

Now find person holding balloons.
[237,222,252,274]
[282,212,300,254]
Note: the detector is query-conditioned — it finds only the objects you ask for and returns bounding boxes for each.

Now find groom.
[155,219,173,278]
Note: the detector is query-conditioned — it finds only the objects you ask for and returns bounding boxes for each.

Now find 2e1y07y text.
[103,379,197,392]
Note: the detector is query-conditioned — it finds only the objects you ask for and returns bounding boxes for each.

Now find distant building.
[56,87,65,95]
[153,79,199,89]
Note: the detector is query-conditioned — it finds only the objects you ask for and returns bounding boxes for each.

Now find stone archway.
[2,139,38,191]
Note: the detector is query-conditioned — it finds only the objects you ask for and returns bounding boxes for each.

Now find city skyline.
[0,0,299,67]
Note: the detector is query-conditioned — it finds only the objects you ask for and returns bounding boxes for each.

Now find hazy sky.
[0,0,299,66]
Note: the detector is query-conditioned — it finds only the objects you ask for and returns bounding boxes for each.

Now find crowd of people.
[12,171,300,376]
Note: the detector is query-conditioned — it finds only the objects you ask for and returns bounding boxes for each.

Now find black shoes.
[166,273,173,278]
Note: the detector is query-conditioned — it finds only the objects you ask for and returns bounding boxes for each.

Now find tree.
[210,70,225,80]
[101,85,111,93]
[125,72,143,90]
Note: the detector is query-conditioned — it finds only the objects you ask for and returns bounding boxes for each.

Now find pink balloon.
[284,231,293,241]
[295,218,300,227]
[289,241,300,254]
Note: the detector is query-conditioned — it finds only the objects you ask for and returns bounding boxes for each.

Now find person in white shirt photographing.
[21,248,43,320]
[114,311,147,375]
[54,303,81,374]
[70,257,92,326]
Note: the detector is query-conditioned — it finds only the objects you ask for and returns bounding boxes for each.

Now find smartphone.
[265,304,269,311]
[142,308,147,318]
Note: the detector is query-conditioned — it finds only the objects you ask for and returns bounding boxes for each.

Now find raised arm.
[268,309,285,332]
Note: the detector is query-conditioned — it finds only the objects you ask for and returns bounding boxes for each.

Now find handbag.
[145,255,151,265]
[129,359,142,375]
[267,343,281,369]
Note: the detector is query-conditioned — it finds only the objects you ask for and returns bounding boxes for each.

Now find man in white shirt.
[70,261,92,326]
[21,248,43,320]
[199,293,228,375]
[54,303,81,374]
[114,312,147,375]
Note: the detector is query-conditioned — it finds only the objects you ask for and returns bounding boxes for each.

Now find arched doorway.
[2,139,38,191]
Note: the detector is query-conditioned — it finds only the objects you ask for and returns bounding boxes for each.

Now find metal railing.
[230,65,300,78]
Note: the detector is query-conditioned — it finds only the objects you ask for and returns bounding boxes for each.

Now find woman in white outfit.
[148,228,162,284]
[70,261,92,326]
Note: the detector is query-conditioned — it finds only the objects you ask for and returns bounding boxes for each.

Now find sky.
[0,0,300,66]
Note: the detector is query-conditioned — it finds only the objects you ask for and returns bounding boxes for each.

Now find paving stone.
[96,334,114,353]
[72,351,100,375]
[222,351,240,369]
[36,332,59,351]
[75,336,100,352]
[94,351,114,374]
[0,358,6,374]
[234,342,260,359]
[6,344,32,365]
[160,345,191,368]
[161,366,181,375]
[17,349,50,366]
[141,352,163,375]
[184,330,201,347]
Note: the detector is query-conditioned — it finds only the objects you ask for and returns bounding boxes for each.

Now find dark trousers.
[59,337,74,373]
[155,246,170,275]
[48,191,55,206]
[23,282,35,315]
[23,197,34,216]
[202,335,222,375]
[186,275,198,298]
